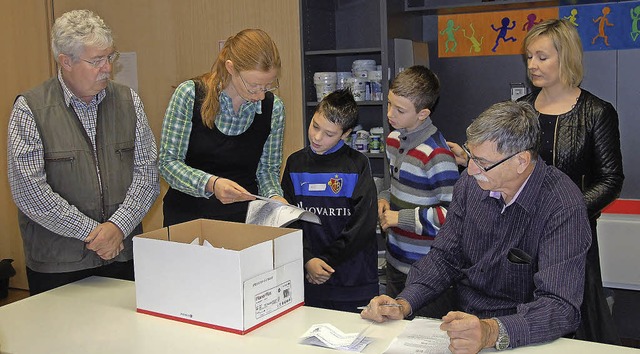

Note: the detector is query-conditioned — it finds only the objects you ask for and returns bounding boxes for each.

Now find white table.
[0,277,637,353]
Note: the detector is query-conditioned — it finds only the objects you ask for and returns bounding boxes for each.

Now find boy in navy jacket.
[281,90,378,312]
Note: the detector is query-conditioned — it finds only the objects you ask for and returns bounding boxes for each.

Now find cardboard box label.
[255,280,292,319]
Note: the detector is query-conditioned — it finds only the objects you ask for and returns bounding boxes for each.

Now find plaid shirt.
[158,80,285,198]
[7,72,159,241]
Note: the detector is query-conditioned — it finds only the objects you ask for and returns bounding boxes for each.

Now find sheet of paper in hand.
[245,197,321,228]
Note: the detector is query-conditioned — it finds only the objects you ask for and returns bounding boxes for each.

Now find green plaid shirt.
[159,80,285,198]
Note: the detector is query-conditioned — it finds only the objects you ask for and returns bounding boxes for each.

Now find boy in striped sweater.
[379,65,460,317]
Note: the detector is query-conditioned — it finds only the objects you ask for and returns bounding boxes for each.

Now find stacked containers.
[336,72,353,90]
[313,60,382,102]
[352,60,376,101]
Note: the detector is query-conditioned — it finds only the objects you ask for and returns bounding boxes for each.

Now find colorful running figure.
[440,19,460,53]
[491,17,517,52]
[631,5,640,41]
[564,8,579,26]
[592,6,614,46]
[462,23,484,53]
[522,13,543,31]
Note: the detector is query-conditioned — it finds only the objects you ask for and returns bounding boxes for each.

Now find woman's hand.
[209,176,255,204]
[270,195,288,204]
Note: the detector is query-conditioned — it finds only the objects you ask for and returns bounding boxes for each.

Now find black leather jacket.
[519,89,624,220]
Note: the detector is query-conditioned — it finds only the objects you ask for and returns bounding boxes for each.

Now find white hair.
[51,9,113,62]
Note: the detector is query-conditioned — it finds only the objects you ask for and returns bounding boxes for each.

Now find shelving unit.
[299,0,390,181]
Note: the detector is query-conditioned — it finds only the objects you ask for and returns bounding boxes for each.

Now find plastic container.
[350,77,368,102]
[368,70,383,101]
[336,72,353,90]
[370,127,385,153]
[352,59,377,72]
[354,130,370,152]
[369,135,381,153]
[313,72,337,102]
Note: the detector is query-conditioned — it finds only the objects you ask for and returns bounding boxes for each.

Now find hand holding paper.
[245,195,321,227]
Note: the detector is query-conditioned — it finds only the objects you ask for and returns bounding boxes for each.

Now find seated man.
[361,101,591,353]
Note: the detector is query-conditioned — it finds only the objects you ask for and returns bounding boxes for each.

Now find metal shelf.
[305,48,383,56]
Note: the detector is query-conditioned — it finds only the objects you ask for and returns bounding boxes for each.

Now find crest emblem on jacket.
[328,175,342,194]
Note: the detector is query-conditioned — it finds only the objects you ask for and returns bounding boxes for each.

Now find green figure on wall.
[461,23,484,53]
[592,6,614,46]
[440,19,460,53]
[564,8,579,26]
[631,5,640,41]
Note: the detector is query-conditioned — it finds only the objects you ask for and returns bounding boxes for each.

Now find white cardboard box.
[133,219,304,334]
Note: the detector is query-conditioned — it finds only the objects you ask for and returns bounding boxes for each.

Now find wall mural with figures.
[438,1,640,58]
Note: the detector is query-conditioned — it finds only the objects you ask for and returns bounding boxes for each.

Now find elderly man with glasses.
[7,9,159,295]
[361,101,591,353]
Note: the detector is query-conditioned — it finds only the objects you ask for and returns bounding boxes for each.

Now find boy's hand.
[379,210,399,231]
[378,199,390,218]
[304,258,335,284]
[446,141,469,167]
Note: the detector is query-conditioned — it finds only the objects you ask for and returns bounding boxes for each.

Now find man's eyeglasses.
[238,72,279,94]
[461,143,524,173]
[80,51,120,68]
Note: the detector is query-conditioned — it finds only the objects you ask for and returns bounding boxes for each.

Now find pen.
[357,303,403,310]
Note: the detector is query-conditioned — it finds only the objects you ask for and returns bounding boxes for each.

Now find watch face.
[496,335,510,350]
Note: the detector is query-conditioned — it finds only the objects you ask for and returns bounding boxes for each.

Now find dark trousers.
[385,262,457,319]
[573,220,621,345]
[26,260,134,296]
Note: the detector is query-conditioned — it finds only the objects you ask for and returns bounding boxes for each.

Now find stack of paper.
[300,323,373,352]
[384,318,450,354]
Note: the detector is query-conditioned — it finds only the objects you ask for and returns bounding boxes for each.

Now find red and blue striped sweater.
[379,118,460,274]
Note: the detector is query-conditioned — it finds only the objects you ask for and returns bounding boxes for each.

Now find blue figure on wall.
[522,13,543,31]
[631,5,640,41]
[491,17,517,52]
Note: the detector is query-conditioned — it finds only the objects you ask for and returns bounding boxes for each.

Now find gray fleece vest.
[19,78,142,272]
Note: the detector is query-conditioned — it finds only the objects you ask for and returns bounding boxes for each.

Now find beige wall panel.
[1,1,53,289]
[169,0,304,165]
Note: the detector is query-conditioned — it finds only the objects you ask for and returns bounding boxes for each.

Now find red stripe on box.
[136,301,304,335]
[602,199,640,215]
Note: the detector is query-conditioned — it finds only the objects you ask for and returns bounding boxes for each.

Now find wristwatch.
[493,317,510,351]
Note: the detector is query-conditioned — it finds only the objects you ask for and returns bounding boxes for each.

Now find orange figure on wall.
[592,6,614,46]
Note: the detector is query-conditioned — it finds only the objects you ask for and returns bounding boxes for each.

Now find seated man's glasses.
[461,143,526,173]
[80,51,120,68]
[238,72,279,94]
